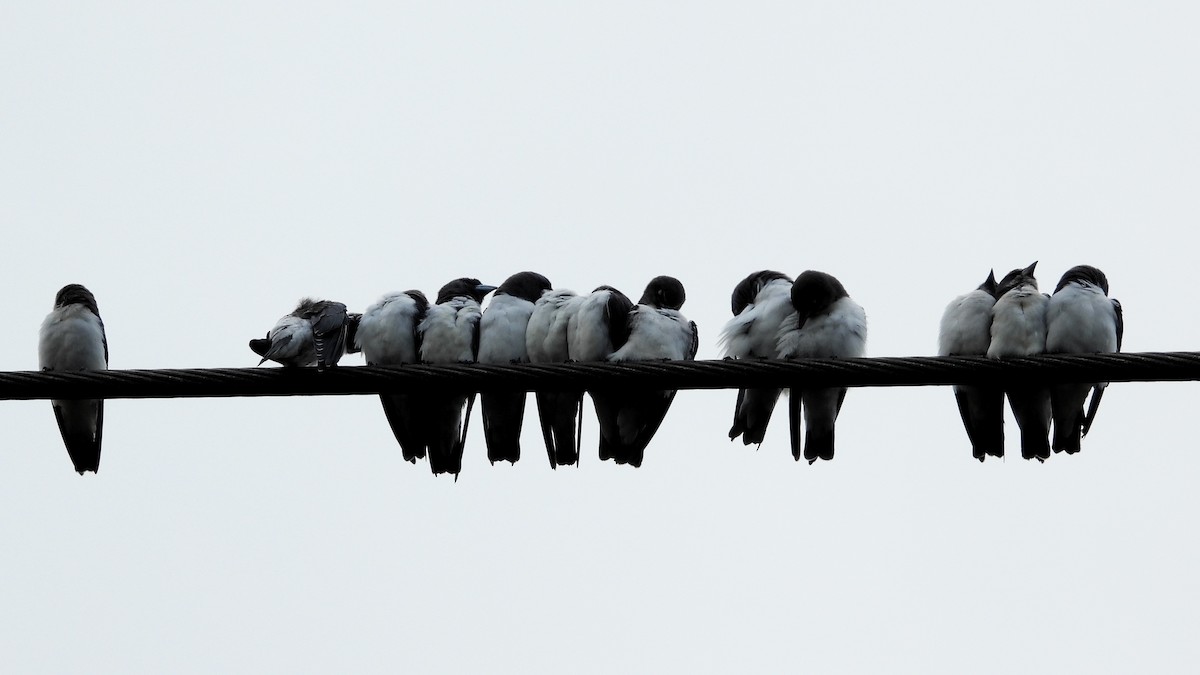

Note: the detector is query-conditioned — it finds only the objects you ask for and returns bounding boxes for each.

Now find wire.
[6,351,1198,401]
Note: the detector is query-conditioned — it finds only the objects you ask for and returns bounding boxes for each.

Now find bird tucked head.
[730,270,792,316]
[1054,265,1109,295]
[436,277,497,304]
[995,261,1038,297]
[789,271,849,329]
[496,271,552,303]
[54,284,100,315]
[638,276,686,310]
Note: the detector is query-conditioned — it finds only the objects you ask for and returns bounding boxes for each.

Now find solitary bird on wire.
[591,276,697,468]
[355,289,430,463]
[1045,265,1123,454]
[250,298,352,369]
[776,271,867,463]
[526,286,584,467]
[938,270,1005,461]
[567,284,635,462]
[418,277,497,477]
[987,262,1051,461]
[720,270,795,447]
[38,284,108,474]
[477,271,553,465]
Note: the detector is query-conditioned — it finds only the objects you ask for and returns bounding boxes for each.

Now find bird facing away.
[526,287,584,468]
[477,271,553,465]
[355,289,430,463]
[776,271,867,464]
[418,277,497,477]
[39,284,109,474]
[567,284,636,463]
[719,270,794,446]
[250,298,351,369]
[592,276,697,468]
[938,270,1005,461]
[1045,265,1123,454]
[987,261,1051,461]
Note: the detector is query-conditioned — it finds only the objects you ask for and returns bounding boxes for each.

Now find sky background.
[2,1,1199,672]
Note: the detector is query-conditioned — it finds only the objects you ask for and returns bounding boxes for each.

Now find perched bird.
[526,287,583,467]
[938,270,1005,461]
[776,271,867,463]
[477,271,553,464]
[567,285,636,463]
[250,298,351,369]
[355,290,430,463]
[1046,265,1123,454]
[719,270,794,446]
[592,276,697,468]
[418,277,497,477]
[38,284,109,474]
[987,262,1051,461]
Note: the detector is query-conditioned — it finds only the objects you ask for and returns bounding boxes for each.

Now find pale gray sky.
[2,1,1199,672]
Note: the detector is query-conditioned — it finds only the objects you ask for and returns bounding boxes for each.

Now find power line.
[5,351,1198,401]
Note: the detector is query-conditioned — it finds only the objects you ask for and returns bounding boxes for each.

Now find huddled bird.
[250,298,352,369]
[567,284,635,461]
[719,270,795,447]
[591,276,697,468]
[355,289,430,463]
[418,277,496,477]
[1046,265,1123,454]
[987,262,1051,461]
[776,271,867,463]
[938,270,1005,461]
[526,287,584,467]
[38,284,109,474]
[477,271,553,464]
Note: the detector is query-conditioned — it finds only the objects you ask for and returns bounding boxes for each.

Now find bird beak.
[794,311,811,331]
[475,284,498,296]
[1024,261,1038,276]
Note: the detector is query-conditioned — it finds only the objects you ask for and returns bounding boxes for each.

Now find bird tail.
[379,394,427,462]
[954,385,1005,461]
[594,389,677,468]
[1007,386,1051,461]
[481,391,526,464]
[52,399,103,474]
[535,391,581,468]
[728,387,782,446]
[798,388,844,463]
[1050,384,1091,454]
[426,393,472,477]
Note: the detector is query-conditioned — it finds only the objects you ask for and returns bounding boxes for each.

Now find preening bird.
[776,271,867,463]
[987,261,1051,461]
[719,270,794,446]
[477,271,553,464]
[355,289,430,463]
[1045,265,1123,454]
[938,270,1004,461]
[250,298,351,369]
[418,277,496,477]
[592,276,697,468]
[526,287,584,467]
[38,284,109,474]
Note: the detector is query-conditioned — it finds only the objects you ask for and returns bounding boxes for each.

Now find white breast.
[609,307,694,362]
[1045,283,1119,354]
[478,294,535,364]
[938,289,996,356]
[357,292,422,365]
[526,290,578,363]
[719,279,793,359]
[568,290,619,362]
[419,298,482,363]
[39,305,107,371]
[775,297,868,359]
[987,285,1048,358]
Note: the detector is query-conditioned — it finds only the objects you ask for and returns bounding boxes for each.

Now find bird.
[38,284,108,474]
[938,270,1005,461]
[418,277,497,477]
[1045,265,1123,454]
[526,287,584,467]
[719,270,794,446]
[567,285,636,463]
[250,298,351,369]
[355,290,430,463]
[776,271,867,464]
[986,261,1051,461]
[591,276,697,468]
[477,271,553,464]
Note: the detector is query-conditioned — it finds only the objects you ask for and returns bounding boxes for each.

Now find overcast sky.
[3,1,1199,672]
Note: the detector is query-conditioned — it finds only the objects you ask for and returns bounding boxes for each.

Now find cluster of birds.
[33,263,1119,476]
[938,263,1123,462]
[250,273,700,477]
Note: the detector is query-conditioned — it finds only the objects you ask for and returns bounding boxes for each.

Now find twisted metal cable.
[2,351,1198,401]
